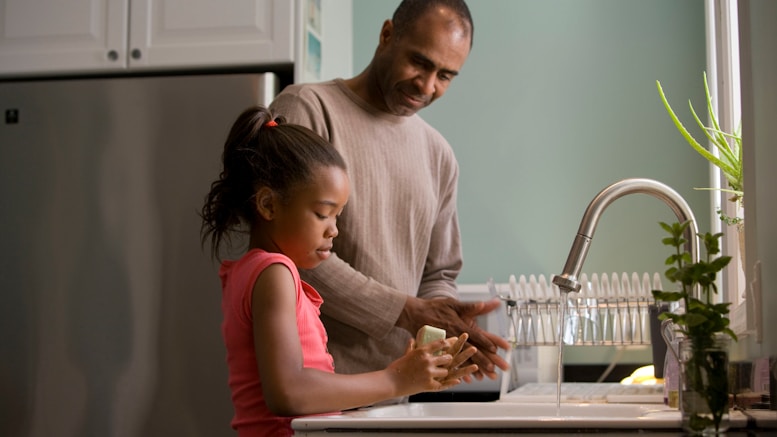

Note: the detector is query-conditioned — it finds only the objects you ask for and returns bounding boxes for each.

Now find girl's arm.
[252,263,476,417]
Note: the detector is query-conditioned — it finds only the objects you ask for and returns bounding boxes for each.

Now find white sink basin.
[292,401,685,432]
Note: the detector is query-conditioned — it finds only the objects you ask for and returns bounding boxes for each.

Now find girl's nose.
[327,223,338,239]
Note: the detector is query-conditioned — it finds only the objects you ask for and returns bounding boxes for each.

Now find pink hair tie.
[264,120,278,127]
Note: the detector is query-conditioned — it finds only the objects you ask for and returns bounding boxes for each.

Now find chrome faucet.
[552,178,699,295]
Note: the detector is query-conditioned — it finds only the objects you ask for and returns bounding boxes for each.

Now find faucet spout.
[552,178,699,294]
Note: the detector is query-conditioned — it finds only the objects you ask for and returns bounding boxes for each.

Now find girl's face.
[270,165,350,270]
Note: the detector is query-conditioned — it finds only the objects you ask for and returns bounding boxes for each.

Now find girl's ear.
[255,186,277,220]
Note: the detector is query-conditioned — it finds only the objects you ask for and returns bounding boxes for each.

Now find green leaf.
[723,328,738,341]
[656,73,743,196]
[652,290,685,302]
[653,220,736,346]
[712,302,732,313]
[709,256,731,272]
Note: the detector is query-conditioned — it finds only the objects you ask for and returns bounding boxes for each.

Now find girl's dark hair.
[200,105,346,259]
[392,0,473,47]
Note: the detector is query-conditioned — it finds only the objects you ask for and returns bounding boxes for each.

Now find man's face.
[373,9,471,116]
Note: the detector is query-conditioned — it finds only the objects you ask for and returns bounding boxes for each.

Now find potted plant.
[652,220,737,435]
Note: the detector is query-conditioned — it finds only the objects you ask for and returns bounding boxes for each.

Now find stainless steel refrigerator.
[0,73,279,437]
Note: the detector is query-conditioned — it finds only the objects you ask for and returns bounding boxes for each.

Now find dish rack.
[488,272,662,346]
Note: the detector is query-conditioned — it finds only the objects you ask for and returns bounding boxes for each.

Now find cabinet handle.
[131,49,142,60]
[107,50,119,61]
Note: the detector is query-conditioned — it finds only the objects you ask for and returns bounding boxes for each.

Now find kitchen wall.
[352,0,711,285]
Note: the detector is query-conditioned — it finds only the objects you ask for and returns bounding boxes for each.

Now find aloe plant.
[656,73,743,207]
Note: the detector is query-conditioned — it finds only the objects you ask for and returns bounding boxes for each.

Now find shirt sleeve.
[301,253,408,340]
[418,151,462,300]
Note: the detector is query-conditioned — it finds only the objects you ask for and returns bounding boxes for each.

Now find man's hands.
[398,296,510,380]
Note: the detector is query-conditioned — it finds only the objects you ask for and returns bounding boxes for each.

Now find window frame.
[705,0,749,335]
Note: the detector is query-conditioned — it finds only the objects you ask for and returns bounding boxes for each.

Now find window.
[705,0,748,334]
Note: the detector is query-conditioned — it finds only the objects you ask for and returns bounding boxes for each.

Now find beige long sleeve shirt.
[270,79,462,375]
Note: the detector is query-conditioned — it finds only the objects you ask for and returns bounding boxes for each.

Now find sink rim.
[291,401,687,431]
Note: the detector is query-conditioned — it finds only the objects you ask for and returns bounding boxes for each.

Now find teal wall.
[352,0,711,286]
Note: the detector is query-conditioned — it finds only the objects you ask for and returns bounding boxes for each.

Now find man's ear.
[255,186,277,220]
[378,19,393,47]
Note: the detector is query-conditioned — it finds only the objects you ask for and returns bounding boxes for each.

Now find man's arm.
[301,252,407,340]
[417,140,461,300]
[413,127,509,379]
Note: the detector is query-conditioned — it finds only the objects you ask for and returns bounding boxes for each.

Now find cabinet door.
[128,0,293,70]
[0,0,128,76]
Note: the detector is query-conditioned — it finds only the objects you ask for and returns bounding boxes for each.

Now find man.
[270,0,509,381]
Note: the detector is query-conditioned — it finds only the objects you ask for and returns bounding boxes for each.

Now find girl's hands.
[386,334,478,397]
[440,333,478,385]
[398,297,511,381]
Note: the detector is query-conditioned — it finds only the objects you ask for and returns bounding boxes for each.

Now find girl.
[200,106,477,436]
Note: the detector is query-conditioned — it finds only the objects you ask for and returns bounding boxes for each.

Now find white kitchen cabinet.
[0,0,126,75]
[128,0,293,71]
[0,0,311,77]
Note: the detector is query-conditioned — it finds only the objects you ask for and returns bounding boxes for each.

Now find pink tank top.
[219,249,335,436]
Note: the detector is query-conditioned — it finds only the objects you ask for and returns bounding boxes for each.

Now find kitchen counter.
[291,401,777,436]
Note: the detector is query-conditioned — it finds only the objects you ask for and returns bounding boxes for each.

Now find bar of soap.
[416,325,446,347]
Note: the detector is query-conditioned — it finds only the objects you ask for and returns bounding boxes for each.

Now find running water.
[556,295,567,416]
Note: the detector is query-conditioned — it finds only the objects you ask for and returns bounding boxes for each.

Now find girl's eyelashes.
[315,204,345,220]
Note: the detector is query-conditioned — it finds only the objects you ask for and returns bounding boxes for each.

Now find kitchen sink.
[292,401,684,432]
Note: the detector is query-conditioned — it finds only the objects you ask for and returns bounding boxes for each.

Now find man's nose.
[415,71,436,96]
